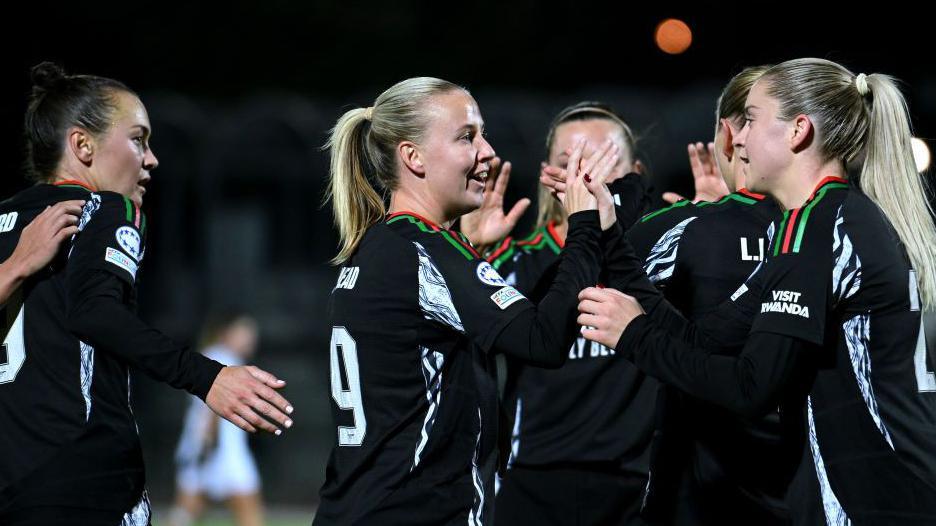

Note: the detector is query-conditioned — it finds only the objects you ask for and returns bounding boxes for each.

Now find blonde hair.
[324,77,464,264]
[764,58,936,308]
[537,102,637,229]
[716,65,772,128]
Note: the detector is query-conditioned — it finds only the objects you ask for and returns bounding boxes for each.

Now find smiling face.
[89,90,158,206]
[417,89,495,220]
[734,79,793,194]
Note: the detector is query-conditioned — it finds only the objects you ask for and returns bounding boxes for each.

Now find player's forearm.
[617,315,801,418]
[493,210,604,367]
[602,220,685,323]
[66,271,223,399]
[0,257,28,307]
[602,220,757,355]
[609,174,652,229]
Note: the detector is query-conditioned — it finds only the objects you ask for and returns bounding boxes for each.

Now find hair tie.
[855,73,870,96]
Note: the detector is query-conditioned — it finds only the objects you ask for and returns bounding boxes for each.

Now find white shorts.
[176,423,260,500]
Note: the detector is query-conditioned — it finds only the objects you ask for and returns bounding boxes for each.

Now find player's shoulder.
[695,189,776,223]
[90,191,142,220]
[385,212,480,263]
[353,219,420,261]
[695,188,767,212]
[0,183,88,215]
[837,186,893,236]
[630,200,701,258]
[74,191,146,242]
[636,198,700,229]
[684,190,778,245]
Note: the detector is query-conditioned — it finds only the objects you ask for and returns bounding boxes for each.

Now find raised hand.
[662,142,730,204]
[458,157,531,252]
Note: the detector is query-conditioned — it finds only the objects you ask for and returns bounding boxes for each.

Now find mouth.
[468,170,489,185]
[739,156,750,164]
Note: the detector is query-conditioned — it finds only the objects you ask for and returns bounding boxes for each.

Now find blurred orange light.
[655,19,692,55]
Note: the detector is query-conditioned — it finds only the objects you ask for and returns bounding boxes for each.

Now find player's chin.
[456,196,483,218]
[130,188,145,208]
[741,167,765,192]
[467,192,484,211]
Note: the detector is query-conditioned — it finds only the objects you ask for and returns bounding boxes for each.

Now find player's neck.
[553,220,568,241]
[52,165,97,191]
[772,159,845,210]
[388,190,454,230]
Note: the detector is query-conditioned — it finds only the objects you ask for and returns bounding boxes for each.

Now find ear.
[790,114,813,152]
[718,118,736,160]
[398,140,425,176]
[633,159,645,175]
[67,127,94,165]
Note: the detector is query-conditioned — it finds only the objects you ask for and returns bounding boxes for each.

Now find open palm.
[662,142,731,204]
[459,157,531,252]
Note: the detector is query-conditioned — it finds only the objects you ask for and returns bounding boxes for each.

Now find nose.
[734,123,749,150]
[477,135,495,164]
[144,147,159,171]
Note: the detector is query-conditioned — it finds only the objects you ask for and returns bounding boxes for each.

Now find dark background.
[2,1,933,511]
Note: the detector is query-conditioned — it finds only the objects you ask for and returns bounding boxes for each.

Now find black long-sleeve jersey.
[315,210,605,526]
[616,177,936,524]
[490,175,657,474]
[0,183,222,520]
[628,189,794,524]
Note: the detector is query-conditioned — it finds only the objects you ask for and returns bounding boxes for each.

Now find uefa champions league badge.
[476,261,507,287]
[116,226,142,261]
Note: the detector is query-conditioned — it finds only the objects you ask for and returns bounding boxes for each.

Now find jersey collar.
[736,188,766,200]
[52,179,95,192]
[808,176,848,200]
[386,211,442,231]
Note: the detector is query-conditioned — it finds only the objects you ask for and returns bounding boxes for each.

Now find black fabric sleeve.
[601,220,762,352]
[488,210,606,367]
[601,220,689,330]
[616,314,809,418]
[66,270,223,400]
[608,173,653,229]
[628,201,700,262]
[749,248,830,345]
[65,194,222,400]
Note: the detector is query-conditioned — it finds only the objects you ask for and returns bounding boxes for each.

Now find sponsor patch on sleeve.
[761,289,809,318]
[491,286,525,310]
[105,247,138,279]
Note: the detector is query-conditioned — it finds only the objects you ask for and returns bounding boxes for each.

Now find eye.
[133,136,150,150]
